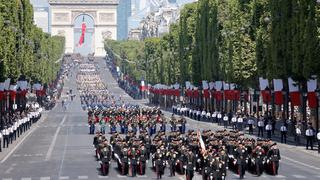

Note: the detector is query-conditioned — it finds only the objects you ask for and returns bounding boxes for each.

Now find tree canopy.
[105,0,320,88]
[0,0,65,84]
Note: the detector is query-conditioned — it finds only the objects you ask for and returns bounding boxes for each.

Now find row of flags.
[0,79,46,101]
[259,77,318,108]
[148,77,319,108]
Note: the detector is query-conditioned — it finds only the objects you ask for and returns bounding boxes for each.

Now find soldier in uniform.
[252,144,265,176]
[167,148,178,176]
[128,146,139,177]
[234,143,248,179]
[267,143,281,175]
[120,145,129,175]
[138,145,147,175]
[99,140,111,176]
[154,148,165,179]
[185,150,196,180]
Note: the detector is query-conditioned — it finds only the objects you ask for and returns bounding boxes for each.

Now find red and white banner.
[288,77,301,106]
[78,20,87,46]
[259,77,271,103]
[307,78,317,108]
[273,79,283,105]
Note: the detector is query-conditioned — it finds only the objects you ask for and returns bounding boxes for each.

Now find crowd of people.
[77,63,111,111]
[172,105,320,152]
[0,104,43,153]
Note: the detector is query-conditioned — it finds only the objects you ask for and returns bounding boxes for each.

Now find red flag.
[78,17,86,46]
[215,91,223,101]
[290,92,301,106]
[234,90,241,101]
[274,91,283,105]
[261,90,271,103]
[308,92,317,108]
[193,90,199,98]
[203,89,210,99]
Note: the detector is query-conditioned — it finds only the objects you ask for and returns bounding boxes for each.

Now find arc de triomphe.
[49,0,118,56]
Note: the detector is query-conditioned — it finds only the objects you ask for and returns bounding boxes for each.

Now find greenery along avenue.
[0,0,65,84]
[105,0,320,90]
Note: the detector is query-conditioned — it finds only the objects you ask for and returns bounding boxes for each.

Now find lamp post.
[315,90,320,134]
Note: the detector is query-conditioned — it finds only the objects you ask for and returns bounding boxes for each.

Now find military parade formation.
[90,106,281,179]
[76,59,282,180]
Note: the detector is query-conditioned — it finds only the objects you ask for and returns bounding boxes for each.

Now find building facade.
[48,0,119,56]
[117,0,131,40]
[30,0,50,33]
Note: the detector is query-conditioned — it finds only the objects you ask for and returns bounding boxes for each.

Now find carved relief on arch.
[102,31,112,39]
[72,11,97,23]
[57,30,66,36]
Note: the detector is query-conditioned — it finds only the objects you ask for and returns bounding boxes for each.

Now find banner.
[307,78,317,108]
[259,77,269,90]
[273,79,283,105]
[203,89,210,99]
[288,78,301,106]
[78,16,87,46]
[202,80,209,90]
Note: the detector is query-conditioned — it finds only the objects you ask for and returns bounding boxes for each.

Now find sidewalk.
[0,110,50,162]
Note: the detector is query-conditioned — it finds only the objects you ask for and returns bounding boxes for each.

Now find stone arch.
[73,13,95,55]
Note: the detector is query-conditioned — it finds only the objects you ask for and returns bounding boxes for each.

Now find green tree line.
[105,0,320,89]
[0,0,65,84]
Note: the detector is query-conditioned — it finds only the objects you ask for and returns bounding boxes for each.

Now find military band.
[90,105,281,179]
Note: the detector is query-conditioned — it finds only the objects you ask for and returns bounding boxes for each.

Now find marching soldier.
[154,148,165,179]
[252,144,265,176]
[128,146,139,177]
[100,141,111,176]
[234,143,248,179]
[167,149,178,177]
[267,143,281,175]
[138,145,147,175]
[185,150,196,180]
[120,145,129,175]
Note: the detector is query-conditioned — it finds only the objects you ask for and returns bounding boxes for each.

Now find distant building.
[117,0,132,40]
[128,29,141,40]
[128,0,197,39]
[30,0,50,33]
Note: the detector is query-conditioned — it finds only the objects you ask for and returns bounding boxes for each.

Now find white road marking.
[292,175,307,179]
[78,176,88,179]
[59,176,69,180]
[282,155,320,170]
[40,177,50,180]
[275,175,286,178]
[2,178,13,180]
[45,115,67,161]
[137,175,147,178]
[116,175,127,178]
[21,178,32,180]
[58,126,70,178]
[5,167,13,174]
[98,176,109,179]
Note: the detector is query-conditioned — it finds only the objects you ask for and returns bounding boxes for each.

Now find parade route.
[0,58,320,180]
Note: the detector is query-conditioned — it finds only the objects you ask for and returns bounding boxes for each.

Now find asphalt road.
[0,58,320,180]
